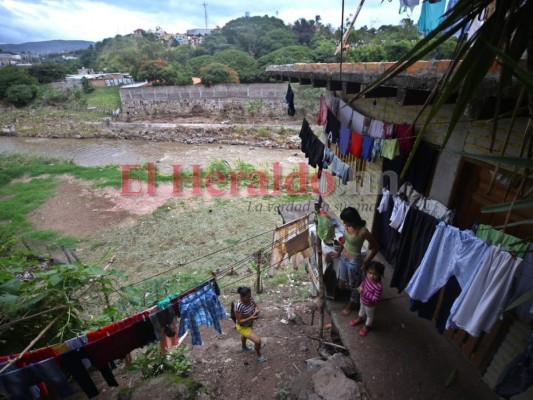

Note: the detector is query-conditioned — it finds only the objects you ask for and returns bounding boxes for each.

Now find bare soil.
[26,173,332,400]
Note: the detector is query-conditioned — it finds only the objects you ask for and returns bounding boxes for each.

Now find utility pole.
[203,2,208,29]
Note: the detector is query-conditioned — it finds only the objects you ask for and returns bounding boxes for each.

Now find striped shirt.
[235,298,256,327]
[360,276,383,308]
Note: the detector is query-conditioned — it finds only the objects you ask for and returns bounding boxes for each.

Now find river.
[0,137,304,173]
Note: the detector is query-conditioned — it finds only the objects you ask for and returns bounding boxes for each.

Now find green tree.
[213,49,259,83]
[28,63,66,83]
[188,55,215,76]
[257,46,314,81]
[310,38,337,62]
[80,77,94,93]
[201,31,235,54]
[221,16,287,56]
[0,65,38,99]
[199,62,240,85]
[256,28,298,58]
[5,84,39,106]
[291,18,317,45]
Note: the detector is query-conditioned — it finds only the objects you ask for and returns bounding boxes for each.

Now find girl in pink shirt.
[350,262,385,336]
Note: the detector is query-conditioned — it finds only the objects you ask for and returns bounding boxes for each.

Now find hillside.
[0,39,94,54]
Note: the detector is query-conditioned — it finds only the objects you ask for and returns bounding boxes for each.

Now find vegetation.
[131,345,193,379]
[199,62,240,85]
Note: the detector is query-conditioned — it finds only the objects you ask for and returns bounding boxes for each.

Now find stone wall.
[119,83,295,122]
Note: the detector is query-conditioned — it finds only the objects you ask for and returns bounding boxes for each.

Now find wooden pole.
[314,197,325,340]
[255,250,263,294]
[0,314,61,374]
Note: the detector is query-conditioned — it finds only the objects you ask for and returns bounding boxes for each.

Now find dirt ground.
[26,174,335,399]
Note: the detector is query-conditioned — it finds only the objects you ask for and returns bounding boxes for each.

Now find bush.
[81,77,94,93]
[199,62,239,85]
[131,344,193,379]
[5,84,38,106]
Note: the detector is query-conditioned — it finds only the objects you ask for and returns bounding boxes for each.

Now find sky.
[0,0,422,44]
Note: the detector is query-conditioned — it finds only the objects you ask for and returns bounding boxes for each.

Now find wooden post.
[314,197,325,340]
[255,250,263,294]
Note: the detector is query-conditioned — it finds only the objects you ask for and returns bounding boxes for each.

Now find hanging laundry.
[338,123,351,155]
[417,0,446,35]
[377,188,391,213]
[83,319,157,369]
[348,131,363,157]
[150,305,177,341]
[325,109,340,144]
[400,0,420,14]
[337,100,354,128]
[398,182,423,204]
[405,222,491,303]
[317,96,328,126]
[299,118,324,168]
[383,122,395,139]
[285,84,295,117]
[476,224,529,258]
[0,358,75,400]
[351,109,366,134]
[494,333,533,399]
[330,155,351,185]
[270,215,310,273]
[371,138,384,161]
[59,348,118,398]
[284,229,310,259]
[327,96,340,116]
[390,208,439,292]
[415,197,454,223]
[362,117,372,135]
[446,245,522,336]
[389,196,410,232]
[178,283,227,345]
[395,123,415,154]
[382,139,400,160]
[506,244,533,322]
[368,119,385,139]
[361,136,374,161]
[322,147,335,170]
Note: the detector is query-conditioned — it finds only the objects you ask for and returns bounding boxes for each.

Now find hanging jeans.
[338,254,363,305]
[446,245,523,336]
[405,222,490,302]
[0,357,75,400]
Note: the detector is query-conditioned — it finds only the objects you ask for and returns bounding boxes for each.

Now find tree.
[28,63,66,83]
[0,66,38,99]
[201,32,235,55]
[213,49,259,83]
[5,84,38,106]
[188,55,215,76]
[199,62,240,85]
[221,16,287,55]
[291,18,317,45]
[256,28,298,58]
[257,46,314,81]
[310,38,337,63]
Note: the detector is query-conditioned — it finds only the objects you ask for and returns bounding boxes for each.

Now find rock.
[326,353,355,372]
[312,365,360,400]
[299,345,308,352]
[289,370,315,400]
[305,357,326,371]
[307,394,323,400]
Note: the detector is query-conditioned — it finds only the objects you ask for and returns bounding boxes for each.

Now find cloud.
[0,0,421,44]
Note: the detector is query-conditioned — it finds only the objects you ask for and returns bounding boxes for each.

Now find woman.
[234,286,266,363]
[331,207,379,316]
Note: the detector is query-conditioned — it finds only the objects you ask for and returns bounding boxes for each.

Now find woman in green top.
[331,207,379,316]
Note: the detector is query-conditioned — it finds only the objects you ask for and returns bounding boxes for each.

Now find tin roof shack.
[65,73,134,88]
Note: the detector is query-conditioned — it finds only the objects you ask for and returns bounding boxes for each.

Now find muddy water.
[0,137,304,173]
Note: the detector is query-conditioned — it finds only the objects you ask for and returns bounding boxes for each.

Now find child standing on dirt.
[349,261,385,336]
[234,286,266,363]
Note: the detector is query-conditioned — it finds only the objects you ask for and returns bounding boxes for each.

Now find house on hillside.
[65,72,133,87]
[266,60,532,397]
[0,53,22,66]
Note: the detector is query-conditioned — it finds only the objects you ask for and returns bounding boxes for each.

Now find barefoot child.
[350,261,385,336]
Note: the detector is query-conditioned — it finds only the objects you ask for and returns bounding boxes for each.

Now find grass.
[84,86,121,110]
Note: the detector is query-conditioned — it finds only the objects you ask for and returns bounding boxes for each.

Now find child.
[234,286,266,363]
[349,261,385,336]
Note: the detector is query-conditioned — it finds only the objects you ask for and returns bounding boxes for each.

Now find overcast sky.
[0,0,422,44]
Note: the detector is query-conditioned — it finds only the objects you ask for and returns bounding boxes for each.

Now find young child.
[349,261,385,336]
[234,286,266,363]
